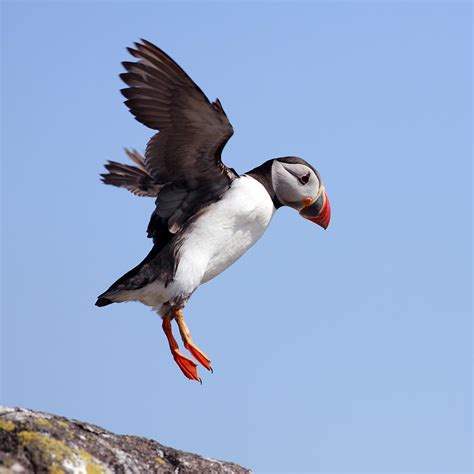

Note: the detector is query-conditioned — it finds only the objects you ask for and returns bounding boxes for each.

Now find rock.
[0,407,250,474]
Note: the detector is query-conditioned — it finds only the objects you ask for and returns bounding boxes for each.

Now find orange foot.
[174,309,212,372]
[162,318,201,382]
[184,341,212,372]
[172,349,201,382]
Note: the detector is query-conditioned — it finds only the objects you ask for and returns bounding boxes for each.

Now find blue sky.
[1,1,471,472]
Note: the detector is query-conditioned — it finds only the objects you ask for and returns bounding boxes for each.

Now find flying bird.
[96,39,331,382]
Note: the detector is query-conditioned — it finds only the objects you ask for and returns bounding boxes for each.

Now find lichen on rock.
[0,407,250,473]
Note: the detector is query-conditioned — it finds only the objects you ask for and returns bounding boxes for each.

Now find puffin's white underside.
[126,175,275,315]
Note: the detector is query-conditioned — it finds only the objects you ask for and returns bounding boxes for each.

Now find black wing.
[120,39,237,234]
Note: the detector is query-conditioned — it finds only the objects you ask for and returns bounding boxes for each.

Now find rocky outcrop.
[0,407,250,473]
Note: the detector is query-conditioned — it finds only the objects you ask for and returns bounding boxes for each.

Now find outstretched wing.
[120,39,238,233]
[101,148,162,197]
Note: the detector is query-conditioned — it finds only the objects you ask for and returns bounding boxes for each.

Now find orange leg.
[174,308,212,372]
[162,317,200,382]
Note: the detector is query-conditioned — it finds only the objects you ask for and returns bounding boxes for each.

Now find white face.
[271,160,321,210]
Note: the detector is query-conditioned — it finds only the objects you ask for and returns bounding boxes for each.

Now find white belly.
[171,175,276,293]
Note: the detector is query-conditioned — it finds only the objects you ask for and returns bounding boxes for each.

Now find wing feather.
[120,39,237,233]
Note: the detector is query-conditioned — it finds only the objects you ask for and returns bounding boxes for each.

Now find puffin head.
[271,157,331,229]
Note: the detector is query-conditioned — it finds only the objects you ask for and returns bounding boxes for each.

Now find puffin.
[96,39,331,382]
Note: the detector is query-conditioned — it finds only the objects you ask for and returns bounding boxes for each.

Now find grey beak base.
[299,192,325,219]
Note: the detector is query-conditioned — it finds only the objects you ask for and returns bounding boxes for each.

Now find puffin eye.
[299,173,310,185]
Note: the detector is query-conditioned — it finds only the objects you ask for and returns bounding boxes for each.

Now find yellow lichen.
[34,418,54,429]
[154,455,167,465]
[17,431,73,461]
[17,431,105,473]
[0,420,15,431]
[53,420,74,440]
[86,463,104,474]
[49,463,65,474]
[56,420,69,429]
[79,449,104,474]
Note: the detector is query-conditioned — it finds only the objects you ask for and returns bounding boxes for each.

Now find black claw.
[198,377,202,385]
[209,367,214,374]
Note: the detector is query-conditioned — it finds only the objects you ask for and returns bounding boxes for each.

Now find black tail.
[100,148,162,197]
[95,297,113,307]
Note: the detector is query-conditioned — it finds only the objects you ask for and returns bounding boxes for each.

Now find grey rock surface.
[0,407,250,473]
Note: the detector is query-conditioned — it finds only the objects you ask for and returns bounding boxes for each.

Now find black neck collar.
[245,160,282,209]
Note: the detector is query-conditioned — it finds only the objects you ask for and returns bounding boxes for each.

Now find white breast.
[171,175,276,294]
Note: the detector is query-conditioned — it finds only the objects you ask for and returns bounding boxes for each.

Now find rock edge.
[0,406,250,473]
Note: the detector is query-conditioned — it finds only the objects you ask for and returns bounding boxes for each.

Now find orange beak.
[299,191,331,230]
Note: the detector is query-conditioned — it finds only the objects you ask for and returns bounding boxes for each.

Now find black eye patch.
[298,173,310,185]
